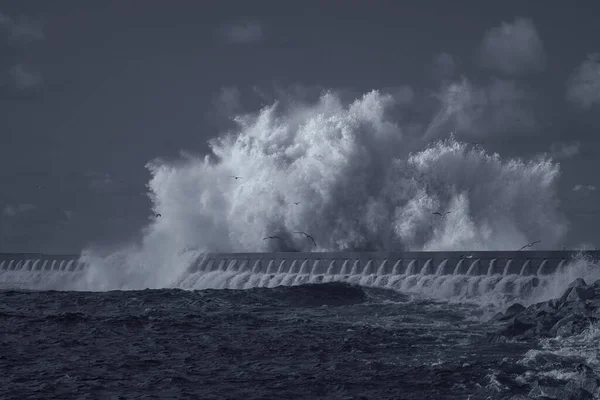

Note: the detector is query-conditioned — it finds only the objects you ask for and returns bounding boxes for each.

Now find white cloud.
[2,203,36,217]
[573,184,596,191]
[566,53,600,110]
[550,141,580,160]
[476,17,545,76]
[218,20,264,44]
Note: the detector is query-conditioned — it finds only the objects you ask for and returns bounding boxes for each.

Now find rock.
[528,380,593,400]
[498,317,536,339]
[549,314,579,337]
[559,279,590,302]
[491,277,600,399]
[490,312,505,322]
[557,300,595,319]
[565,367,600,395]
[495,303,526,322]
[568,278,588,289]
[490,277,600,341]
[565,286,595,302]
[505,303,526,317]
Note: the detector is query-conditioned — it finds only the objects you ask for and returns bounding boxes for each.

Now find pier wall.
[1,251,598,276]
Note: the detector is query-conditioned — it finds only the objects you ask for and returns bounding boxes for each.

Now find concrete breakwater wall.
[1,251,598,276]
[191,250,600,277]
[0,253,83,272]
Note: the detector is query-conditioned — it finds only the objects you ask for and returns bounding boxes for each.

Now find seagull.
[263,236,284,242]
[293,231,317,247]
[432,211,451,218]
[230,176,242,180]
[294,201,301,205]
[518,240,541,251]
[155,213,161,218]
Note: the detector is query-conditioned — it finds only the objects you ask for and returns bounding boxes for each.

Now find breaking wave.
[76,89,567,291]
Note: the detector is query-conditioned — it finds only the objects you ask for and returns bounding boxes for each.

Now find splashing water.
[78,90,567,291]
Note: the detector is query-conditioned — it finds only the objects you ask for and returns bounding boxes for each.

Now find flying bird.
[293,231,317,247]
[517,240,541,251]
[155,213,161,218]
[263,236,284,241]
[294,201,301,205]
[230,176,242,180]
[432,211,451,218]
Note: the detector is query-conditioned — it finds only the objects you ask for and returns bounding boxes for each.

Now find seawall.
[0,253,83,272]
[1,251,598,276]
[184,250,600,277]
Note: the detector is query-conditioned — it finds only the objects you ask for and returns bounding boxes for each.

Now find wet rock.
[552,315,592,337]
[565,366,600,395]
[564,286,594,302]
[568,278,587,289]
[528,380,593,400]
[503,303,525,319]
[489,279,600,342]
[490,312,505,322]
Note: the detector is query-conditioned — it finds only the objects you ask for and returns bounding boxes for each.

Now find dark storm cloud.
[476,17,545,76]
[566,53,600,110]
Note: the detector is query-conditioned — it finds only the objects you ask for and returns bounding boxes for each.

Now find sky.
[1,0,600,253]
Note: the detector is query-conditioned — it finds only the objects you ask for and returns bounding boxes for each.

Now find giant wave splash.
[6,89,573,295]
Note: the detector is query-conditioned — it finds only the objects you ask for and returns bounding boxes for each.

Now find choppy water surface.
[1,282,541,400]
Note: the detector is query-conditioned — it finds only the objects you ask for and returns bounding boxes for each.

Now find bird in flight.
[294,201,301,205]
[432,211,451,218]
[155,213,162,218]
[263,235,284,241]
[517,240,541,251]
[293,231,317,247]
[230,176,242,180]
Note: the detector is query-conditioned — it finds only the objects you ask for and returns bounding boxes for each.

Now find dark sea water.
[0,282,540,400]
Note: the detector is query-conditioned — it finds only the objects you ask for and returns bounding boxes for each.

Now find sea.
[1,252,600,399]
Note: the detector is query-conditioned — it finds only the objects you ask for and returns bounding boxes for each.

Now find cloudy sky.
[1,0,600,253]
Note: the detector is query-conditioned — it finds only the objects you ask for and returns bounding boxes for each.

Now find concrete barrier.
[1,250,598,277]
[0,253,84,272]
[189,250,600,277]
